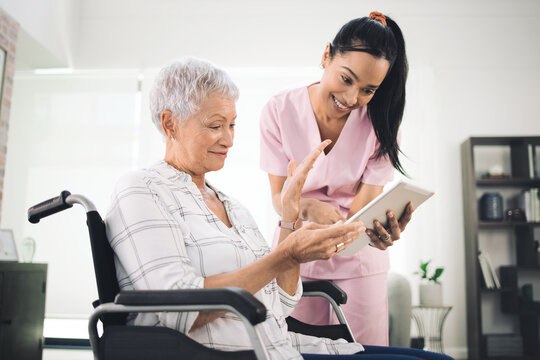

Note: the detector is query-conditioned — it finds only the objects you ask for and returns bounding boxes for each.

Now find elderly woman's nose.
[220,127,234,147]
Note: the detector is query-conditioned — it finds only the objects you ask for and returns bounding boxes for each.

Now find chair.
[28,191,355,360]
[387,271,412,347]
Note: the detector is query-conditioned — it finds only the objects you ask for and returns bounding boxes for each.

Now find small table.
[411,305,452,354]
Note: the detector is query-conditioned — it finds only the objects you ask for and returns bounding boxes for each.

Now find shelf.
[481,287,516,293]
[514,222,540,227]
[470,136,540,145]
[518,310,540,316]
[515,265,540,271]
[479,221,517,228]
[499,265,540,272]
[463,137,540,360]
[479,221,540,228]
[501,308,540,316]
[476,178,540,187]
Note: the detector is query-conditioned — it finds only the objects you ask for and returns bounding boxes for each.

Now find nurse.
[259,12,413,346]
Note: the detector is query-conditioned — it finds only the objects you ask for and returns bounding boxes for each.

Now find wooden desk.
[0,262,47,360]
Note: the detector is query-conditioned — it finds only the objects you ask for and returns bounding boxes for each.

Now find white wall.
[0,0,79,68]
[3,71,143,317]
[2,1,540,358]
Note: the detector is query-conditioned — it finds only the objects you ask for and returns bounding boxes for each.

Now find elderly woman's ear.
[160,110,175,140]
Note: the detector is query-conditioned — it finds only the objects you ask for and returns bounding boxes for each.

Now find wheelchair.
[28,191,356,360]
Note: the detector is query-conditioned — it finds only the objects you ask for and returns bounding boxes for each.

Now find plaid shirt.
[105,161,364,359]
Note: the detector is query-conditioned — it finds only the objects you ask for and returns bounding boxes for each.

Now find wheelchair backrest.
[28,191,125,327]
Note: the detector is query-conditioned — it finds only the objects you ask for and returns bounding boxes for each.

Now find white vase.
[419,282,442,306]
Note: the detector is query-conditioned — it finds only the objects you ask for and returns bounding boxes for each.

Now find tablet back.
[340,181,434,256]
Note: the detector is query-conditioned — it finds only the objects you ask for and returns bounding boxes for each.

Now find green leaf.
[429,267,445,283]
[418,260,430,279]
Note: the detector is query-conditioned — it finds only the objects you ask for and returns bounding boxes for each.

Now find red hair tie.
[369,11,387,26]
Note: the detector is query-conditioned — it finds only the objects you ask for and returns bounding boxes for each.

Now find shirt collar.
[152,160,192,183]
[152,160,231,202]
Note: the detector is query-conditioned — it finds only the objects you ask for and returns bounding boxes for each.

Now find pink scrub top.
[259,85,395,279]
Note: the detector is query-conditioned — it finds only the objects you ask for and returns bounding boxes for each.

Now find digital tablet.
[339,181,434,256]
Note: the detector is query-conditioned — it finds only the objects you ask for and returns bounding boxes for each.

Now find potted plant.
[414,260,444,306]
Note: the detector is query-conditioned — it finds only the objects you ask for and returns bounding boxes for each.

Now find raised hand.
[281,140,331,222]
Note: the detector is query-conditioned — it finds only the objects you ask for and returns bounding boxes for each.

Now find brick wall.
[0,8,18,217]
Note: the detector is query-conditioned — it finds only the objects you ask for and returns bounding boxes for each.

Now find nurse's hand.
[301,198,345,225]
[366,202,414,250]
[281,140,331,222]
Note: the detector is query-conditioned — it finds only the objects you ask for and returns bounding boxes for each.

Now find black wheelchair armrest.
[302,280,347,305]
[286,280,354,342]
[114,287,267,325]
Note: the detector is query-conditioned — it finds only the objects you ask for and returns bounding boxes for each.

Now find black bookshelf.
[461,137,540,360]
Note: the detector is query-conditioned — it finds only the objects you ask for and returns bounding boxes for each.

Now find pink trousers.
[291,272,389,346]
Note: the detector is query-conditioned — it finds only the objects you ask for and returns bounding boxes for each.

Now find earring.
[170,135,174,142]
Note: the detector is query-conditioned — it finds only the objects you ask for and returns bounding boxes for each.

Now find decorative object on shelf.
[489,164,504,176]
[21,237,36,263]
[414,260,444,306]
[479,192,504,221]
[481,173,511,180]
[516,187,540,222]
[505,208,526,222]
[527,144,538,179]
[478,251,501,289]
[481,164,511,179]
[0,229,18,261]
[534,145,540,178]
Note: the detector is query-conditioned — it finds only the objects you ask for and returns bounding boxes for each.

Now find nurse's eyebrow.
[342,66,359,81]
[342,66,380,88]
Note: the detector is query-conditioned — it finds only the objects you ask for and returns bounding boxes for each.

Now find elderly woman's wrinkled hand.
[279,221,366,264]
[281,140,331,222]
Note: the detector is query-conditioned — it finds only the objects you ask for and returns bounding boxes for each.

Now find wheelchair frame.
[29,191,355,360]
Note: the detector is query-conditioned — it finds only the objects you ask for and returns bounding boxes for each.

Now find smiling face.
[163,93,237,176]
[318,46,391,119]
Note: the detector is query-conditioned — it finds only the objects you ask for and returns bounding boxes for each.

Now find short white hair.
[149,57,239,134]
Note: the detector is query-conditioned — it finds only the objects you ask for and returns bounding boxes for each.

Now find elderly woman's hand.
[281,140,331,222]
[366,202,414,250]
[278,221,366,263]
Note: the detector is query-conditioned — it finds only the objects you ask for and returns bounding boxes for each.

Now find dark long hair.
[329,15,408,175]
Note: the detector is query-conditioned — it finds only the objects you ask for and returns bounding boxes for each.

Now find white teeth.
[332,95,349,110]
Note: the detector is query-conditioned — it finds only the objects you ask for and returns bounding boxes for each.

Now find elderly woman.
[105,57,453,360]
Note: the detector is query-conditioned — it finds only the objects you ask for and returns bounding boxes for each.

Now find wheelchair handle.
[28,190,74,223]
[28,192,99,224]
